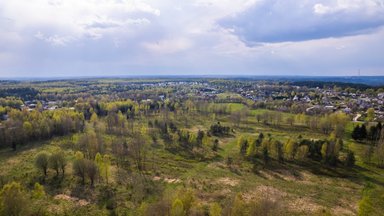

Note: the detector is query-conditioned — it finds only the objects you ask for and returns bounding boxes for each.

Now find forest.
[0,78,383,216]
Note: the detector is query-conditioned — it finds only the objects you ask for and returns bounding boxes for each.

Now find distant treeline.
[0,87,39,100]
[291,81,377,90]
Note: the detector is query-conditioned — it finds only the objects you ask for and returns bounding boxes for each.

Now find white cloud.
[0,0,159,45]
[142,38,192,54]
[313,4,331,14]
[34,31,75,46]
[314,0,384,15]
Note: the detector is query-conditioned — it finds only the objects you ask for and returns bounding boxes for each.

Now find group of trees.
[149,119,217,154]
[255,111,349,138]
[137,188,283,216]
[238,133,354,167]
[0,181,30,216]
[0,87,39,100]
[351,123,384,167]
[0,108,84,150]
[209,122,230,136]
[0,98,24,109]
[0,180,48,216]
[35,149,111,186]
[73,151,110,186]
[352,124,368,141]
[352,123,382,143]
[35,152,67,179]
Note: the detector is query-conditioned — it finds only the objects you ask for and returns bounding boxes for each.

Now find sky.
[0,0,384,77]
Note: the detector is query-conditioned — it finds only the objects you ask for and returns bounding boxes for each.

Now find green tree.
[177,189,195,214]
[376,129,384,167]
[285,139,297,160]
[209,202,222,216]
[32,182,45,199]
[212,139,219,151]
[296,145,309,160]
[230,194,248,216]
[73,159,87,185]
[336,138,343,152]
[22,121,33,140]
[90,112,98,126]
[75,151,84,160]
[57,152,67,176]
[274,140,284,163]
[321,139,338,166]
[361,125,368,140]
[171,198,185,216]
[0,182,29,216]
[95,153,104,180]
[102,154,111,184]
[35,153,49,178]
[85,160,98,187]
[345,151,356,167]
[49,153,60,177]
[49,151,67,177]
[238,136,248,156]
[367,108,375,122]
[262,147,270,166]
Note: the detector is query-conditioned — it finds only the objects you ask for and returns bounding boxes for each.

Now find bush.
[171,199,185,216]
[0,182,29,216]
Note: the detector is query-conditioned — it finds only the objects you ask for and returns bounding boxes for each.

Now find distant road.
[353,114,362,122]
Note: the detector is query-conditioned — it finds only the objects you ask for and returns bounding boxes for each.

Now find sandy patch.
[153,176,181,183]
[207,162,226,170]
[332,206,355,215]
[164,177,181,183]
[288,197,322,213]
[331,198,358,216]
[54,194,89,206]
[217,177,239,187]
[243,185,287,202]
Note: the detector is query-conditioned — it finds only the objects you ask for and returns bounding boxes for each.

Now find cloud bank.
[0,0,383,77]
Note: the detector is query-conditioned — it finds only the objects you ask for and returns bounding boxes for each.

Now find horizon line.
[1,74,384,81]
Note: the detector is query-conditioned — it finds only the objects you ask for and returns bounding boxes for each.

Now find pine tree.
[361,124,368,140]
[238,136,248,156]
[352,125,361,140]
[262,147,269,166]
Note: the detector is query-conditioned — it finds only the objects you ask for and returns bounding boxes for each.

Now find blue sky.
[0,0,384,77]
